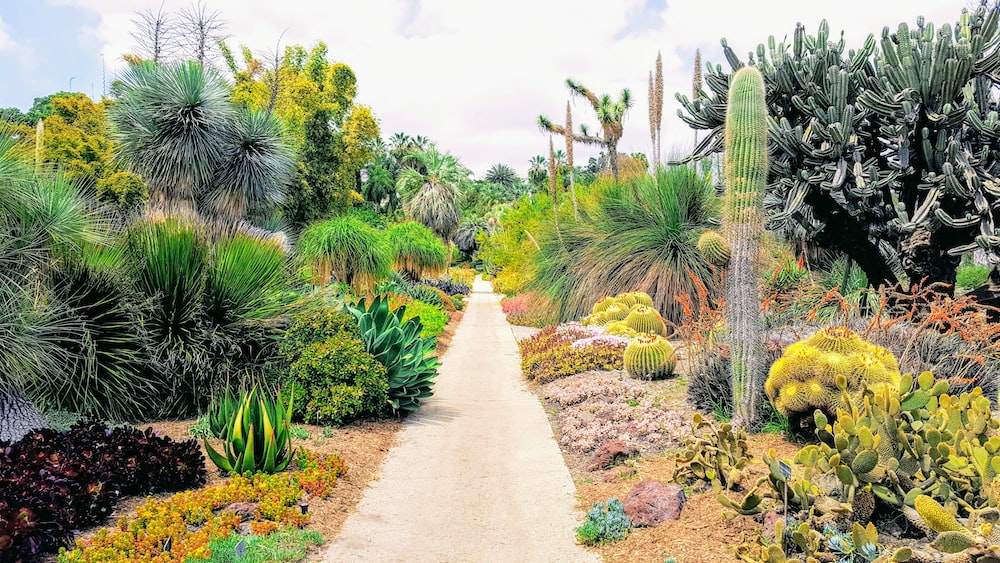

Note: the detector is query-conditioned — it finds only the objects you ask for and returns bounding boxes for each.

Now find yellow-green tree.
[224,42,380,228]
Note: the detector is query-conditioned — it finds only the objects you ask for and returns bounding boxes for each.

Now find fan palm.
[527,155,547,194]
[396,148,468,240]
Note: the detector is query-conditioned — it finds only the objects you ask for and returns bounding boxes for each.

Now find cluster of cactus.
[774,371,1000,534]
[765,327,900,424]
[736,519,911,563]
[673,413,751,491]
[913,494,1000,556]
[622,335,677,379]
[581,292,667,337]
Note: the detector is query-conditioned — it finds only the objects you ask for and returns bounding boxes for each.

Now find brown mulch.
[51,310,465,561]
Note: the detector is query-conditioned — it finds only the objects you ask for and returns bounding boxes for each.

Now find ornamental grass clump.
[298,215,391,292]
[386,221,449,280]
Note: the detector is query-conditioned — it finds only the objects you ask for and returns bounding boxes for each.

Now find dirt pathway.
[324,278,597,563]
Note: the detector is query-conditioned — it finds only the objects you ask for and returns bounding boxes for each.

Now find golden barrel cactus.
[592,296,616,315]
[697,230,731,266]
[602,304,628,322]
[623,335,677,380]
[624,305,668,336]
[765,326,900,419]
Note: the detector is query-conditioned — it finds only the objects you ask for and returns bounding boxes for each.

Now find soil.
[532,358,802,563]
[48,310,465,562]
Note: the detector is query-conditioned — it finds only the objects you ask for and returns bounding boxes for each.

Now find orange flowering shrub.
[58,450,347,563]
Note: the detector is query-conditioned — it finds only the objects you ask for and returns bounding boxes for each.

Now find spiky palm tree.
[528,155,547,195]
[396,148,468,240]
[539,79,632,181]
[109,60,294,228]
[484,163,519,189]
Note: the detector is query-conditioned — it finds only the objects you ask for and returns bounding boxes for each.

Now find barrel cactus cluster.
[764,326,900,423]
[581,292,667,338]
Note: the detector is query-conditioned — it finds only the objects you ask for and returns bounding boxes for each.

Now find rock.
[224,502,259,520]
[588,439,638,471]
[602,467,638,482]
[622,480,686,527]
[762,512,784,538]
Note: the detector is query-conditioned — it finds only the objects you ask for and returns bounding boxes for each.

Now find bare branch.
[130,2,176,63]
[178,0,229,66]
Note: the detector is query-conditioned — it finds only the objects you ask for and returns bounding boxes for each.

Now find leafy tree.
[484,163,519,189]
[228,42,380,229]
[396,148,469,240]
[678,5,1000,302]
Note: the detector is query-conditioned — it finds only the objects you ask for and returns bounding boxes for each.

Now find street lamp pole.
[69,76,76,91]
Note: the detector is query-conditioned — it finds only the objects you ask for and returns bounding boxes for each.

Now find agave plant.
[346,296,440,414]
[205,383,295,474]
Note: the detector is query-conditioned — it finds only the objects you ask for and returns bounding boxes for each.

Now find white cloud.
[57,0,969,176]
[0,16,19,52]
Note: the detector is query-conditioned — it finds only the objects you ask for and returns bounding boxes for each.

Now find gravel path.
[324,278,597,563]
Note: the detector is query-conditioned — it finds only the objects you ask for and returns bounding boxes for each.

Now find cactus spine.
[723,66,768,430]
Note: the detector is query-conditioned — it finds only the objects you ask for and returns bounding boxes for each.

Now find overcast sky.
[0,0,971,177]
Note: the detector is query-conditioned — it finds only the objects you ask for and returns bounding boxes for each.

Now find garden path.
[323,277,597,563]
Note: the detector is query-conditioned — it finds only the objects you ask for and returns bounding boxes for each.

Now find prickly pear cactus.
[623,335,677,380]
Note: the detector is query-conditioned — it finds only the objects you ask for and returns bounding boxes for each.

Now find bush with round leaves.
[286,334,388,424]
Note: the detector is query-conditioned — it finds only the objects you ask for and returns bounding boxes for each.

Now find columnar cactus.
[623,335,677,380]
[723,66,769,429]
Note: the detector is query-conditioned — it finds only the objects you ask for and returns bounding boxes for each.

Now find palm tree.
[527,155,547,195]
[484,163,519,189]
[109,60,294,227]
[539,79,632,181]
[396,148,468,240]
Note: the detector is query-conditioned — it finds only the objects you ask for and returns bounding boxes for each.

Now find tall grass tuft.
[531,165,720,324]
[206,233,288,326]
[298,214,391,293]
[386,221,448,280]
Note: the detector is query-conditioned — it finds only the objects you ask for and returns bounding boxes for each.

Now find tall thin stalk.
[565,101,578,220]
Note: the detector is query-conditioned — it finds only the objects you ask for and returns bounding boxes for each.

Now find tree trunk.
[899,227,962,295]
[0,388,48,443]
[609,144,620,182]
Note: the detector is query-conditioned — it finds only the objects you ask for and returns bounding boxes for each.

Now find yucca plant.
[346,296,440,415]
[298,214,391,292]
[386,221,448,280]
[204,382,296,474]
[206,233,288,327]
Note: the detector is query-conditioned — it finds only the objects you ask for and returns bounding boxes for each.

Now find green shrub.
[956,263,990,290]
[286,334,388,424]
[400,299,449,338]
[527,344,625,384]
[576,498,631,545]
[279,308,359,361]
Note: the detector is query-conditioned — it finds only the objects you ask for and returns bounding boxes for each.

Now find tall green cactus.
[723,66,768,429]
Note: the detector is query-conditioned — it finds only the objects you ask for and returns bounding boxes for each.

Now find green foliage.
[399,299,449,338]
[289,425,311,440]
[192,527,324,563]
[576,498,631,545]
[956,263,990,290]
[679,7,1000,292]
[530,165,720,325]
[347,296,440,415]
[207,234,288,327]
[286,333,388,424]
[110,61,294,222]
[622,335,677,380]
[188,415,213,439]
[204,383,296,474]
[673,413,752,492]
[386,221,448,279]
[279,307,360,361]
[298,214,391,292]
[95,170,148,215]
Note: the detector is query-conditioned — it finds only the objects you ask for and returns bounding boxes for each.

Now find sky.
[0,0,972,177]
